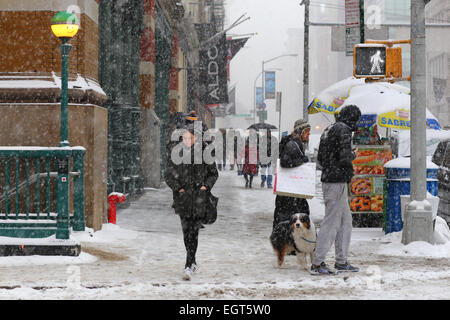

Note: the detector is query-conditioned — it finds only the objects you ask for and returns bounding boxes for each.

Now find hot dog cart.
[349,144,393,227]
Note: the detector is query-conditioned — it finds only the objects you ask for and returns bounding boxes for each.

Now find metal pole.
[59,38,71,147]
[403,0,433,245]
[261,60,265,123]
[279,100,282,142]
[360,0,365,43]
[254,78,257,124]
[56,38,71,239]
[410,0,427,202]
[302,0,309,121]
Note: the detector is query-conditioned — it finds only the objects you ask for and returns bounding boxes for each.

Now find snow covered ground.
[0,170,449,300]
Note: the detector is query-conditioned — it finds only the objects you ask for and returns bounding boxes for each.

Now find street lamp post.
[51,11,79,239]
[259,54,298,124]
[51,11,80,147]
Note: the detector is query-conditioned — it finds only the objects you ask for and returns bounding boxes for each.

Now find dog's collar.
[301,237,316,244]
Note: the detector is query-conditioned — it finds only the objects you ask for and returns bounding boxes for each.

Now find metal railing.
[0,147,85,239]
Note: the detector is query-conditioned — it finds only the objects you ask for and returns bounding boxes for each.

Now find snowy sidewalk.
[0,169,449,299]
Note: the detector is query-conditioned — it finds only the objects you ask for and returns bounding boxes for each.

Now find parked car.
[432,139,450,226]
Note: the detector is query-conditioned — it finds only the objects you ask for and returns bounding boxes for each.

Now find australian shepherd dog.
[270,213,317,271]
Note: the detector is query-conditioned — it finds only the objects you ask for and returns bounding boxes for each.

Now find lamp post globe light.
[51,11,79,147]
[51,11,79,240]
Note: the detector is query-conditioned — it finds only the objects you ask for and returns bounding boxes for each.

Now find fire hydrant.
[108,192,126,224]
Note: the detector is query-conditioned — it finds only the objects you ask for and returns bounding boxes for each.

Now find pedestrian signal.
[353,44,403,79]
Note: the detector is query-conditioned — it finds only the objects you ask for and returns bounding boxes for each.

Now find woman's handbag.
[202,192,218,225]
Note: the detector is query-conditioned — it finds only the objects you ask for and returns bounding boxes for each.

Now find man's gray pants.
[313,182,353,266]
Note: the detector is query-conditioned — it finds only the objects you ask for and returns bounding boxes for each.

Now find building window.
[385,0,410,23]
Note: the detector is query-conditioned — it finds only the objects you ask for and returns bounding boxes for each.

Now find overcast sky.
[225,0,305,124]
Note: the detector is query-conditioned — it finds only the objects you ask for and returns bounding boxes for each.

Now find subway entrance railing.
[0,147,85,239]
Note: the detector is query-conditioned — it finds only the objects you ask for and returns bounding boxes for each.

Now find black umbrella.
[247,123,277,131]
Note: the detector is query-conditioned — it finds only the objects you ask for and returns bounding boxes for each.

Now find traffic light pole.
[302,0,309,121]
[261,60,265,124]
[403,0,433,245]
[360,0,365,43]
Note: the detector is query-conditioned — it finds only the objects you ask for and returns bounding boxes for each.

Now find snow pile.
[376,223,450,258]
[0,73,105,97]
[0,224,140,267]
[0,252,96,267]
[71,223,139,244]
[407,200,431,211]
[434,216,450,245]
[384,156,439,169]
[52,73,106,96]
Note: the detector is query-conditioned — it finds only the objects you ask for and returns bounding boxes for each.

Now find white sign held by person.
[273,159,316,199]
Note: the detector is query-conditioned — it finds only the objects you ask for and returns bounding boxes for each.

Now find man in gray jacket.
[311,104,361,275]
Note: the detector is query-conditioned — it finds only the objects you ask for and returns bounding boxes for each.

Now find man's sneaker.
[183,267,193,280]
[310,262,335,275]
[334,262,359,272]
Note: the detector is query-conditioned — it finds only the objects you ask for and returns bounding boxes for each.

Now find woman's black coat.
[165,143,219,220]
[273,134,310,229]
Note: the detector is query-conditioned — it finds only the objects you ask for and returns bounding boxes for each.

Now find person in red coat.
[241,130,259,188]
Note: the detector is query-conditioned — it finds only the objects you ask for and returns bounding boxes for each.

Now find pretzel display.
[350,197,371,212]
[354,165,385,175]
[351,178,371,195]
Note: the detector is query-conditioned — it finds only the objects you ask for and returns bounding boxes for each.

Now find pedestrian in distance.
[217,128,227,171]
[241,129,259,188]
[232,129,244,173]
[259,130,274,188]
[164,123,219,281]
[311,104,362,275]
[272,119,311,231]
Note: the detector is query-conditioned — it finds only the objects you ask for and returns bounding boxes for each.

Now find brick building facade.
[0,0,225,232]
[0,0,108,231]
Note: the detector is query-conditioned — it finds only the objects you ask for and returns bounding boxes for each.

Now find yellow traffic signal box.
[354,44,403,79]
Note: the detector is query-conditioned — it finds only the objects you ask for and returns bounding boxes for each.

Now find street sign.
[233,114,252,118]
[256,87,264,109]
[276,92,282,112]
[354,44,387,78]
[345,0,361,56]
[265,71,276,99]
[257,110,267,121]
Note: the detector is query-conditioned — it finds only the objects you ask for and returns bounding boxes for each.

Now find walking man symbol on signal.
[370,50,384,74]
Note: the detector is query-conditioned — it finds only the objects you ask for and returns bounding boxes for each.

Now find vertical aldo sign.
[200,34,229,105]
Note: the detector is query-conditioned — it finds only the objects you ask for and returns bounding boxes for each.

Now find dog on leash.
[270,213,317,271]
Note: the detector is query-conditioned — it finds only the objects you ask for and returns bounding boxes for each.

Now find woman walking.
[165,123,218,280]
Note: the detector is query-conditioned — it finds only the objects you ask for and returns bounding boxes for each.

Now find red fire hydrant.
[108,192,126,224]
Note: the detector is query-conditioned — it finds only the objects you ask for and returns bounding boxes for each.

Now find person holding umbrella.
[247,123,277,188]
[259,129,274,188]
